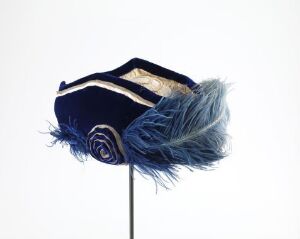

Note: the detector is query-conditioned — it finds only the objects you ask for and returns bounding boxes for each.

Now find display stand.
[129,165,134,239]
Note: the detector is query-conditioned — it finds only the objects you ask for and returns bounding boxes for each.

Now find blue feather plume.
[122,79,231,188]
[48,118,89,162]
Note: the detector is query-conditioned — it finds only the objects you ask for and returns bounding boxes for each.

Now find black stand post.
[129,165,134,239]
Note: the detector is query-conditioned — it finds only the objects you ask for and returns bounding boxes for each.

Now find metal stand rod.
[129,165,134,239]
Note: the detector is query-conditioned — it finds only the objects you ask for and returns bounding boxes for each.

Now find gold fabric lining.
[88,124,126,157]
[56,79,155,107]
[120,68,191,97]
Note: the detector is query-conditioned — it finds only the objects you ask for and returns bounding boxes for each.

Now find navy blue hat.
[50,58,230,187]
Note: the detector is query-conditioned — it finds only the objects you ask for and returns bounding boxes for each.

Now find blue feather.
[122,79,231,188]
[48,118,89,162]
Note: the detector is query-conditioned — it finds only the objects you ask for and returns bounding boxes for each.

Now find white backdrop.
[0,0,299,238]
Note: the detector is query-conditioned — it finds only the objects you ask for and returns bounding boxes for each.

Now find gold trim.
[56,79,155,107]
[120,68,191,97]
[88,124,125,157]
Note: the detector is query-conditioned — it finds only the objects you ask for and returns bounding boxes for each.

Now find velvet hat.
[50,58,230,187]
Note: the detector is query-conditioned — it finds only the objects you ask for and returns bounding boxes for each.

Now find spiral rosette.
[87,125,125,165]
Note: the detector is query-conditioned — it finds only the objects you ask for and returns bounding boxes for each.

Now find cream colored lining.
[56,79,155,107]
[56,69,191,107]
[120,68,191,97]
